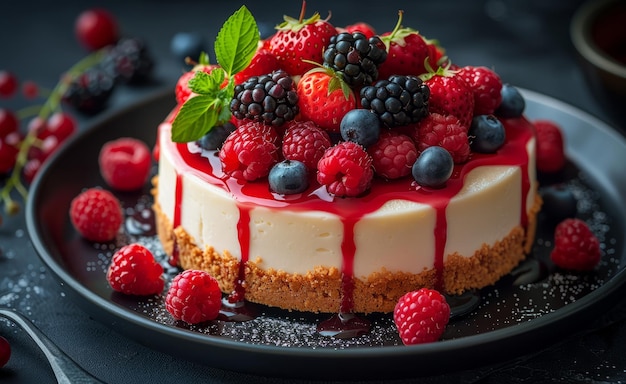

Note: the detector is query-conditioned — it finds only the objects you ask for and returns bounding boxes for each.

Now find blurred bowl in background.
[571,0,626,128]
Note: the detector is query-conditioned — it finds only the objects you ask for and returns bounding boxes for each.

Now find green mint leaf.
[215,5,259,76]
[188,69,226,95]
[171,95,220,142]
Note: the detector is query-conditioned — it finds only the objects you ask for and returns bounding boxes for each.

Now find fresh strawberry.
[420,65,475,129]
[233,47,281,85]
[339,22,376,39]
[175,63,220,104]
[416,112,470,164]
[268,2,336,76]
[457,66,503,116]
[297,67,357,132]
[550,218,601,271]
[378,11,439,80]
[393,288,450,345]
[534,119,566,173]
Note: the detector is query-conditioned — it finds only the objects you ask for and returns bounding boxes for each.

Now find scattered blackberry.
[62,68,116,114]
[360,75,430,127]
[100,37,155,84]
[230,69,299,126]
[322,32,387,87]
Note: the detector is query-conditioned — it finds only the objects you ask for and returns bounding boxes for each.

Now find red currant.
[44,112,76,141]
[0,133,20,174]
[0,108,19,138]
[75,8,119,51]
[21,80,39,99]
[0,335,10,368]
[27,116,47,137]
[0,71,18,98]
[23,157,42,184]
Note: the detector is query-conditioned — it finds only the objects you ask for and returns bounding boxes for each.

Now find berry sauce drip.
[124,207,156,237]
[161,114,533,314]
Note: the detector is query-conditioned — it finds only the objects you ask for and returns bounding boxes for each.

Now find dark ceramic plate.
[26,89,626,380]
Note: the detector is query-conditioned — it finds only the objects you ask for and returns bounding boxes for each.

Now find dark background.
[2,0,626,383]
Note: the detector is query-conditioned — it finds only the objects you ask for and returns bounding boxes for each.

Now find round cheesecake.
[153,109,541,313]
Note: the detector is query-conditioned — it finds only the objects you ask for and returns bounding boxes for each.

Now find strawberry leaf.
[215,5,259,76]
[188,69,225,95]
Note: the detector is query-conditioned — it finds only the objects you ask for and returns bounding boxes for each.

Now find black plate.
[26,89,626,380]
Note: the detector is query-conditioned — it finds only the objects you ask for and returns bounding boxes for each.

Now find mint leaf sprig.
[171,5,259,143]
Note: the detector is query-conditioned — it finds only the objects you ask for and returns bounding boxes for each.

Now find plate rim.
[24,88,626,379]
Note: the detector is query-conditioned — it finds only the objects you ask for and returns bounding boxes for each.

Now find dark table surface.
[2,0,626,383]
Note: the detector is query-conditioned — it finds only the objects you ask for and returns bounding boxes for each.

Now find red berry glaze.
[317,141,373,197]
[393,288,450,345]
[107,243,164,296]
[534,119,566,173]
[550,218,601,271]
[368,131,417,179]
[99,137,152,191]
[75,8,119,51]
[69,188,123,242]
[0,335,10,368]
[165,270,222,324]
[282,120,331,171]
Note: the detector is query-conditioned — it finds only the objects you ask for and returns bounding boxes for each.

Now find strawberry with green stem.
[268,1,337,76]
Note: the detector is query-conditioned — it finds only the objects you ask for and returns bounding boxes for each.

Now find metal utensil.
[0,308,104,384]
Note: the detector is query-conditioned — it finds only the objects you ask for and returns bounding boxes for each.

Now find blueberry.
[196,122,236,150]
[470,114,506,153]
[170,32,207,63]
[496,84,525,118]
[340,109,381,147]
[269,160,309,195]
[541,184,578,223]
[412,146,454,188]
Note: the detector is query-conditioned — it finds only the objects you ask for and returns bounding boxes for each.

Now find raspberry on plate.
[107,243,164,296]
[550,218,601,271]
[393,288,450,345]
[317,141,373,197]
[69,188,123,242]
[534,119,566,173]
[165,270,222,324]
[99,137,152,191]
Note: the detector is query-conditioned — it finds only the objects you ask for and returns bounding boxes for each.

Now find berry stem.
[0,50,106,221]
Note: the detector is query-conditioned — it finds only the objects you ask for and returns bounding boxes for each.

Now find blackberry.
[360,75,430,127]
[62,68,116,115]
[100,37,155,84]
[230,69,298,126]
[323,32,387,87]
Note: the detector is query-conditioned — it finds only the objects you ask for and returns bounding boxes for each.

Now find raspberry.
[107,243,164,296]
[368,131,417,179]
[534,119,566,173]
[393,288,450,345]
[416,113,470,164]
[550,218,601,271]
[69,188,123,242]
[99,137,152,191]
[218,121,279,181]
[282,120,331,171]
[317,141,373,197]
[165,270,222,324]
